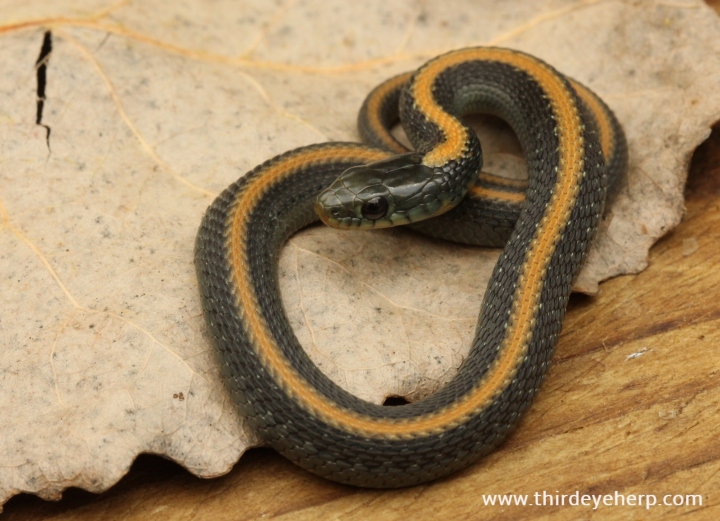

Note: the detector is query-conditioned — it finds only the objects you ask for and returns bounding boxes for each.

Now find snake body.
[355,69,626,246]
[195,47,627,487]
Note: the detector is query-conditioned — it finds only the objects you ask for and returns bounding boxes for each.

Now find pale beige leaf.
[1,0,719,506]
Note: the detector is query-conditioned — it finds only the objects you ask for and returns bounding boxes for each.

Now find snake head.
[315,152,443,229]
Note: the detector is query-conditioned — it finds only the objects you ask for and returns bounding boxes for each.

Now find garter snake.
[195,47,627,488]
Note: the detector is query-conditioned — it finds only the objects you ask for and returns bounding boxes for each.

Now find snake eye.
[361,197,389,220]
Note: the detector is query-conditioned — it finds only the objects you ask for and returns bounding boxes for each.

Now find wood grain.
[6,39,720,521]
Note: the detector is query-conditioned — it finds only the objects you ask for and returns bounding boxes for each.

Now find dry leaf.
[1,0,719,506]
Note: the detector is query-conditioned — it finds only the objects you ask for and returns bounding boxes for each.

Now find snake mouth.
[314,200,333,226]
[314,199,394,230]
[313,200,364,229]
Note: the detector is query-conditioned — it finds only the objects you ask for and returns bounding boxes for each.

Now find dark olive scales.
[195,47,627,488]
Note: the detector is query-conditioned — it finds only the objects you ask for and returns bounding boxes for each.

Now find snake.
[194,47,628,488]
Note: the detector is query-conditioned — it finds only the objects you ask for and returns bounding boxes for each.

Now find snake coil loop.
[195,47,627,488]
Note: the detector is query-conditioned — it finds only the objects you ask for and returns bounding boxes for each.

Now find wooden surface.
[5,51,720,521]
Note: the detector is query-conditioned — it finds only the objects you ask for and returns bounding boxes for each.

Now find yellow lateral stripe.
[569,80,614,160]
[483,55,584,434]
[470,185,526,202]
[231,49,584,437]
